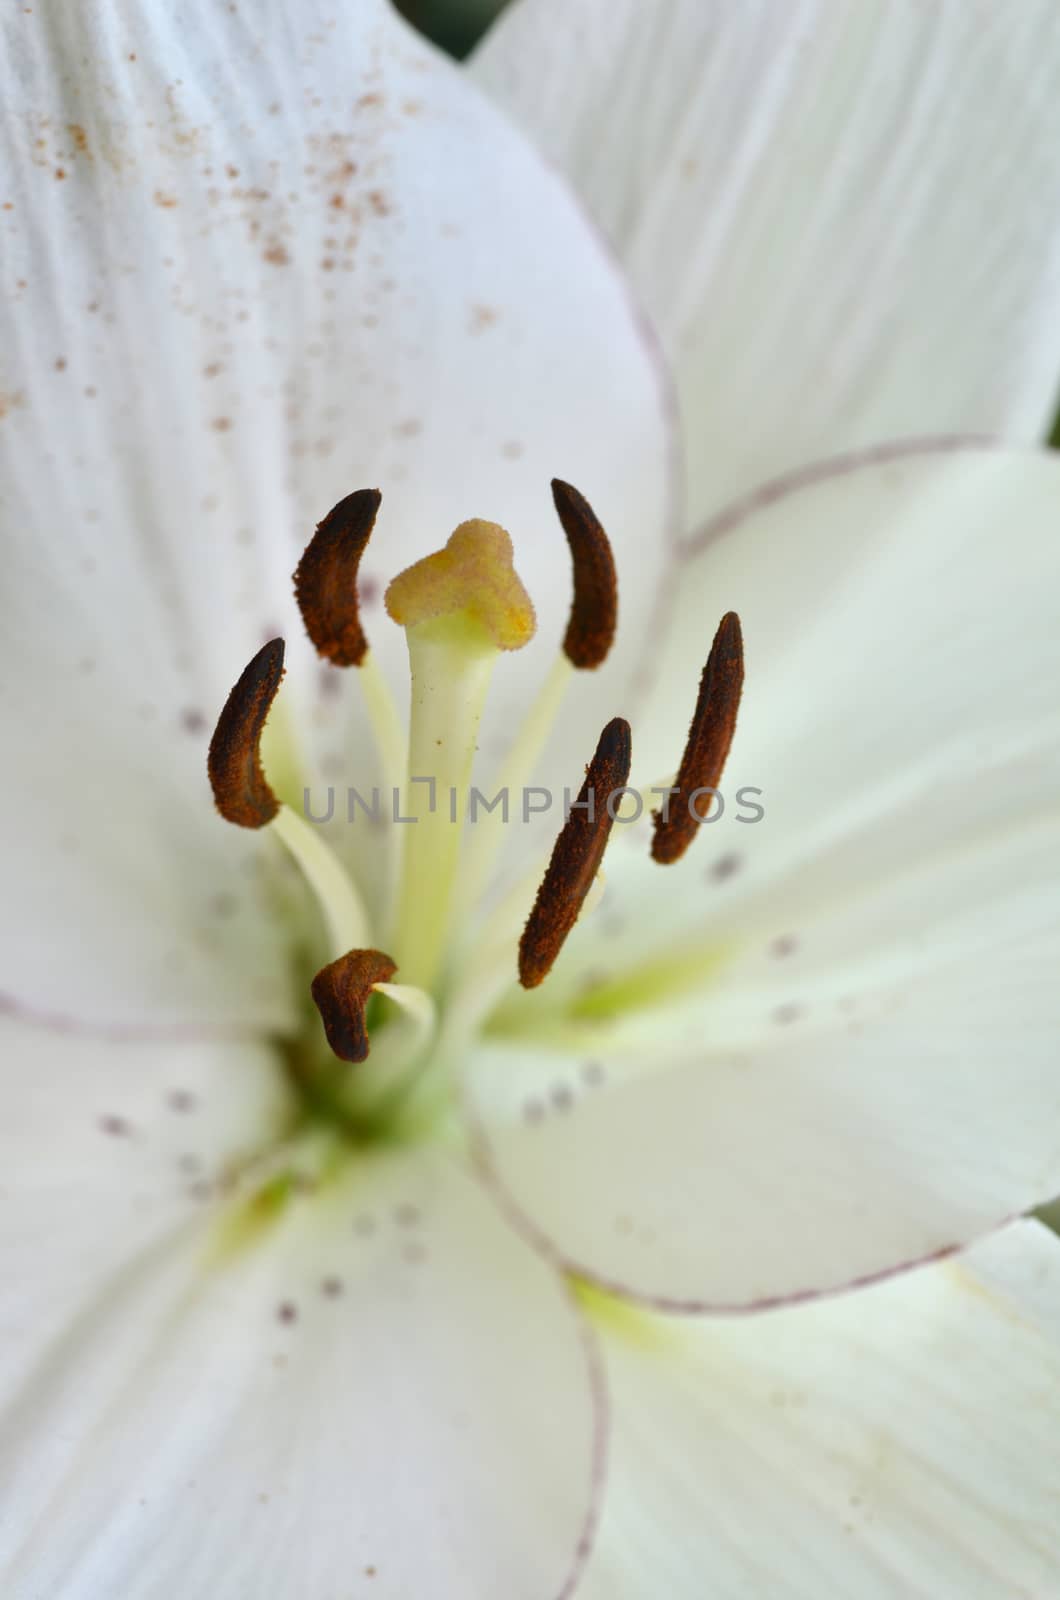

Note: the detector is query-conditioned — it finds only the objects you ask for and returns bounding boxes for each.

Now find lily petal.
[588,442,1060,955]
[0,1013,296,1405]
[578,1221,1060,1599]
[0,0,673,1028]
[469,445,1060,1307]
[471,919,1060,1309]
[474,0,1060,526]
[0,1020,604,1595]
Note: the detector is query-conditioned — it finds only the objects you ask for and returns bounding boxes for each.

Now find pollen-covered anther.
[207,637,285,828]
[519,716,633,989]
[552,478,618,669]
[294,488,382,666]
[311,948,398,1063]
[651,611,744,865]
[385,519,535,649]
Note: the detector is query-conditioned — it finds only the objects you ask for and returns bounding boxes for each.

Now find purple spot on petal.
[772,1002,803,1025]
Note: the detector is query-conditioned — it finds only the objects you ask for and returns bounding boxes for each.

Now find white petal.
[468,446,1060,1306]
[474,0,1060,528]
[578,1220,1060,1599]
[0,1013,296,1405]
[606,443,1060,949]
[1,1129,604,1598]
[470,922,1060,1309]
[0,0,673,1027]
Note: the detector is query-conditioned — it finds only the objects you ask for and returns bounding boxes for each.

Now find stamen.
[311,948,397,1063]
[207,637,285,827]
[552,479,618,669]
[294,489,381,666]
[271,805,370,955]
[519,717,632,989]
[208,638,370,948]
[651,611,744,864]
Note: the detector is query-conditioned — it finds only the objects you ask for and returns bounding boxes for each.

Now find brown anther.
[519,717,632,989]
[651,611,744,864]
[294,488,382,666]
[311,948,397,1063]
[207,637,285,828]
[552,479,618,669]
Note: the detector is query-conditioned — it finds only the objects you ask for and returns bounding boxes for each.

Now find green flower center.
[206,482,742,1152]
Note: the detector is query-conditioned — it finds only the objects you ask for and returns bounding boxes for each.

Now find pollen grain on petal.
[519,717,632,989]
[294,488,382,666]
[311,948,398,1063]
[207,637,285,828]
[651,612,744,865]
[552,478,617,669]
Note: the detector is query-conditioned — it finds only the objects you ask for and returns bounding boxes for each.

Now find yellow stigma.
[385,519,536,651]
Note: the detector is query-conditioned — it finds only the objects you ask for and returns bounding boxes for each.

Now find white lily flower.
[2,2,1060,1596]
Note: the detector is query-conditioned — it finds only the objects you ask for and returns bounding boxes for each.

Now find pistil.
[385,520,536,991]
